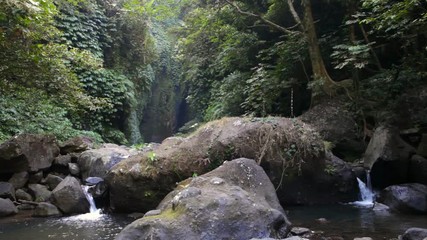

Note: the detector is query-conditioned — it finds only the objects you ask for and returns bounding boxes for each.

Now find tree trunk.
[301,0,336,96]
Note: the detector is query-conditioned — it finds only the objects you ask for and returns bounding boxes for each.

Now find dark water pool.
[0,211,133,240]
[286,205,427,239]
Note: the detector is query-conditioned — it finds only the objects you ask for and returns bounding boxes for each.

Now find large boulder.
[8,171,29,189]
[0,182,15,200]
[0,198,18,217]
[107,117,356,212]
[77,144,133,180]
[51,176,89,214]
[0,134,60,173]
[44,174,64,190]
[28,184,51,202]
[364,126,416,189]
[59,136,94,155]
[15,189,32,201]
[299,99,364,160]
[116,158,291,240]
[402,228,427,240]
[378,183,427,214]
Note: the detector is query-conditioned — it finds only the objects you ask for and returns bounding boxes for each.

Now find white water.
[352,171,375,207]
[69,185,102,221]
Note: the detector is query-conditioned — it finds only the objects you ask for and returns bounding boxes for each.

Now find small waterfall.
[76,185,102,220]
[82,185,99,213]
[352,170,375,207]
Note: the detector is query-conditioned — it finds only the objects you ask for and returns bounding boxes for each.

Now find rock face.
[116,158,291,240]
[0,198,18,217]
[401,228,427,240]
[33,202,62,217]
[78,144,132,180]
[364,126,416,189]
[107,117,356,212]
[0,134,60,173]
[378,183,427,214]
[51,176,89,214]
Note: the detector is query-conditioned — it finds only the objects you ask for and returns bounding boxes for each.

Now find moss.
[143,206,185,221]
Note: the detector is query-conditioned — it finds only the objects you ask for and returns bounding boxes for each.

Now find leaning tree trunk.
[301,0,337,97]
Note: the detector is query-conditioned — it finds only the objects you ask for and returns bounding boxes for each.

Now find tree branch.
[224,0,298,35]
[287,0,303,31]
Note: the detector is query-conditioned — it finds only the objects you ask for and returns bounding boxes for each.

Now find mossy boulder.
[116,158,291,240]
[107,117,356,212]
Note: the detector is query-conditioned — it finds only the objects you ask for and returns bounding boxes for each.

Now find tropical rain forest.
[0,0,427,239]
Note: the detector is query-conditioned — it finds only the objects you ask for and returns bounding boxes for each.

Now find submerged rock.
[0,198,18,217]
[116,158,291,240]
[378,183,427,214]
[51,176,89,214]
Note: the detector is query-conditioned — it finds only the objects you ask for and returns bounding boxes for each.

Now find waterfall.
[75,185,102,220]
[352,170,375,207]
[82,185,99,213]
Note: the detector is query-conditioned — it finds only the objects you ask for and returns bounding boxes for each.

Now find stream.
[1,205,426,239]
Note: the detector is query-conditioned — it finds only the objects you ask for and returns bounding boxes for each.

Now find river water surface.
[1,205,426,239]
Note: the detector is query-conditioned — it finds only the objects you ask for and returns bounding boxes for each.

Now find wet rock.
[116,158,291,240]
[28,184,51,202]
[60,136,94,154]
[84,177,103,186]
[316,218,329,224]
[8,172,29,189]
[291,227,311,236]
[409,155,427,185]
[0,182,15,200]
[28,171,43,184]
[68,163,80,176]
[33,202,62,217]
[44,174,64,190]
[372,202,390,212]
[364,126,416,189]
[354,238,373,240]
[378,183,427,214]
[0,134,59,173]
[0,198,18,217]
[402,228,427,240]
[78,145,132,180]
[51,176,89,214]
[15,189,33,201]
[283,237,309,240]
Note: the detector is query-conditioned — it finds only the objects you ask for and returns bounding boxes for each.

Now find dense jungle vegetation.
[0,0,426,144]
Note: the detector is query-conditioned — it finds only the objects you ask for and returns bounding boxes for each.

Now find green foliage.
[0,88,102,143]
[331,41,373,70]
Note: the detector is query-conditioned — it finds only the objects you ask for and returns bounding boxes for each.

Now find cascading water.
[82,185,100,214]
[71,185,102,220]
[352,170,375,207]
